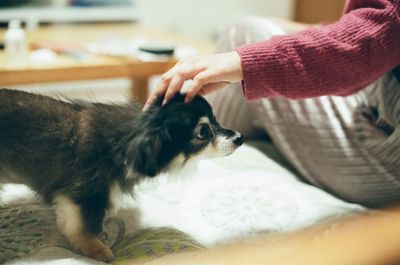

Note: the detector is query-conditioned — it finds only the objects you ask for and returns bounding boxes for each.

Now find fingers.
[143,61,202,110]
[143,73,172,111]
[144,74,227,111]
[162,67,203,105]
[162,75,181,105]
[143,52,242,110]
[184,70,222,103]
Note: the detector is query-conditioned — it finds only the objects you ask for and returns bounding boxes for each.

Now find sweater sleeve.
[236,0,400,100]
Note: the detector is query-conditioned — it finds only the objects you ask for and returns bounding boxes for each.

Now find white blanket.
[135,144,365,246]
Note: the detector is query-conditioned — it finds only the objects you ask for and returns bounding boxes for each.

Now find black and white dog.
[0,89,242,261]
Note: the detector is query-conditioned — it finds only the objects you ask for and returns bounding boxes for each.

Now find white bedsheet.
[135,144,365,246]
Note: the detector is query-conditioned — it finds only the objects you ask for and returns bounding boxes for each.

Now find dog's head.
[125,94,243,177]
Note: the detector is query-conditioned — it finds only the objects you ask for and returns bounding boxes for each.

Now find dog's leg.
[53,194,114,262]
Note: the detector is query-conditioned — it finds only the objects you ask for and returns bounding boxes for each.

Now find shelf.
[0,6,138,24]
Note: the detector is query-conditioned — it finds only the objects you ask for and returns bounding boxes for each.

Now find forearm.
[237,0,400,100]
[143,209,400,265]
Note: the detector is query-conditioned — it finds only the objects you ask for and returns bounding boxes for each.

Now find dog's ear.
[126,132,163,177]
[165,112,192,134]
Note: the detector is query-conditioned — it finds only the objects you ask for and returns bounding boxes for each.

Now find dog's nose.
[232,134,243,146]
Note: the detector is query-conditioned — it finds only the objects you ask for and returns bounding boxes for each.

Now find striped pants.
[208,17,400,207]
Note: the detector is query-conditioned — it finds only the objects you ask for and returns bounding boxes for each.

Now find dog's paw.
[82,238,115,262]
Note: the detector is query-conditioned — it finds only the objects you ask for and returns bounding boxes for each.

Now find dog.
[0,88,243,261]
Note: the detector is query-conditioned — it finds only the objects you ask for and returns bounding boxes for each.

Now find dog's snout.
[232,134,243,146]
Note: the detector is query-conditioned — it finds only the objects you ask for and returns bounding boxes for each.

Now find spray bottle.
[5,19,27,65]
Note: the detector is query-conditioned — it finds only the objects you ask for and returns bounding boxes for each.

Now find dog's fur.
[0,89,242,261]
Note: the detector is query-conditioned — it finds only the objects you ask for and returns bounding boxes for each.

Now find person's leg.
[251,73,400,207]
[207,17,292,140]
[209,17,400,207]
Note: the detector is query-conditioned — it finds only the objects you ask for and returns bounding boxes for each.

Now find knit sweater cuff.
[236,45,278,101]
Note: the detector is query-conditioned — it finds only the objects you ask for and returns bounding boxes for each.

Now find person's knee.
[215,16,286,52]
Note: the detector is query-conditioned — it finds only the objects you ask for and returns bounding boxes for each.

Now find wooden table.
[0,23,214,103]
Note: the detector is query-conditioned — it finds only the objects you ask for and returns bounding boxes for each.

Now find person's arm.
[141,208,400,265]
[237,0,400,100]
[144,0,400,109]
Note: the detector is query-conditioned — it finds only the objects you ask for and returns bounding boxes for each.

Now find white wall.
[138,0,295,40]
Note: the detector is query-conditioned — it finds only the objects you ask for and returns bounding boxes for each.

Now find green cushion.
[0,203,205,264]
[112,227,206,265]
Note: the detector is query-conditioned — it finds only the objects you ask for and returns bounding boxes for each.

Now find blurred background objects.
[0,0,345,40]
[0,0,345,102]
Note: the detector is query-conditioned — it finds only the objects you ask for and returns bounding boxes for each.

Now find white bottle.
[5,19,27,65]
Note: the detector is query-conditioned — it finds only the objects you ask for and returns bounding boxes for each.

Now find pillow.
[0,194,203,265]
[112,227,205,265]
[0,203,63,264]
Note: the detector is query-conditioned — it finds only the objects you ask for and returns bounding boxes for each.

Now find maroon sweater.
[236,0,400,100]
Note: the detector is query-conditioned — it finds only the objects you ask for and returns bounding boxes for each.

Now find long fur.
[0,88,242,261]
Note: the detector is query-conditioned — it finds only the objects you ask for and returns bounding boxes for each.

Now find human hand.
[143,51,243,110]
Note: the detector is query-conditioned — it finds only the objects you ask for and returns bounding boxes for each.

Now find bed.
[0,141,364,265]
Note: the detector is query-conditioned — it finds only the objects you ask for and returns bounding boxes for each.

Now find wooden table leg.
[131,77,149,104]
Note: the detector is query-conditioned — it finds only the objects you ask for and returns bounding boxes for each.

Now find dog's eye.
[197,124,211,140]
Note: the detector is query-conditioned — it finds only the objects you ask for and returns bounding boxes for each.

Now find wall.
[138,0,295,40]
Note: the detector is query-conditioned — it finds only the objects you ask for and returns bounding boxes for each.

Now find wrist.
[229,51,243,82]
